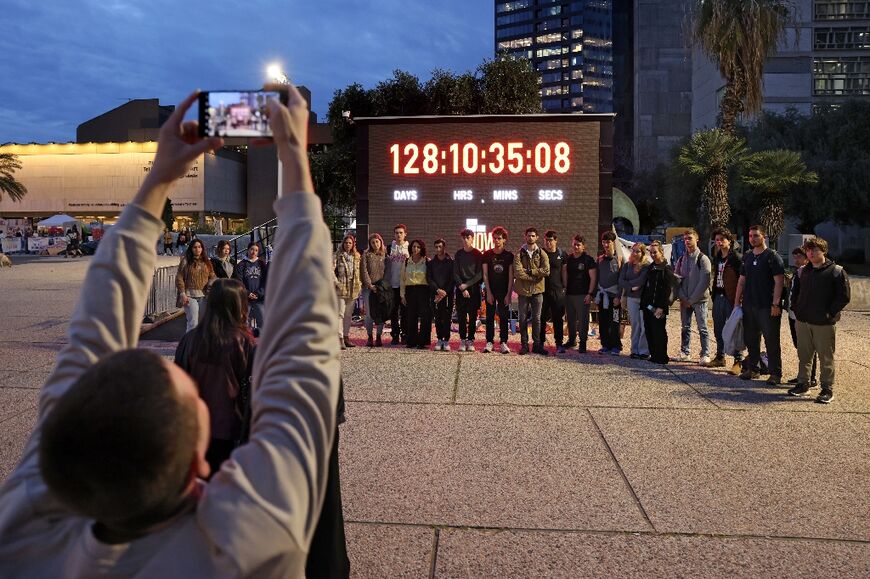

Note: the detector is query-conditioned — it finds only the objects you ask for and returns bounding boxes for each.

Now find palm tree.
[677,129,747,237]
[741,149,818,243]
[0,153,28,202]
[692,0,795,134]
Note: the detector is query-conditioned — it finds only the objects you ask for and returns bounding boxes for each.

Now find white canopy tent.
[37,214,80,229]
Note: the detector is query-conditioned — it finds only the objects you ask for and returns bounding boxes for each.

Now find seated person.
[0,83,340,577]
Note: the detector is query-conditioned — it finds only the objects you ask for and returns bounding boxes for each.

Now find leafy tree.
[692,0,795,133]
[161,198,174,231]
[676,129,747,238]
[371,70,428,117]
[425,69,483,115]
[0,153,27,202]
[741,149,818,243]
[478,54,541,114]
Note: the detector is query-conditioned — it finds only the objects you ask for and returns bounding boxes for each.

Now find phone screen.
[198,90,285,138]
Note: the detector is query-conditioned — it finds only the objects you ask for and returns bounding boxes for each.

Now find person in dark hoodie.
[454,228,483,352]
[482,227,514,354]
[233,241,268,331]
[427,238,455,351]
[787,236,850,404]
[710,227,743,373]
[640,241,675,365]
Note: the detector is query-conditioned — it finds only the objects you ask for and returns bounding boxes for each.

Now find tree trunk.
[760,193,785,250]
[718,75,745,136]
[698,169,731,245]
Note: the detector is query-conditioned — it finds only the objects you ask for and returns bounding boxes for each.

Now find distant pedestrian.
[564,234,597,353]
[233,242,268,331]
[428,238,455,351]
[673,228,712,365]
[595,231,623,355]
[361,233,387,347]
[163,228,174,256]
[619,242,650,359]
[334,234,362,350]
[641,241,675,365]
[176,238,216,332]
[788,237,850,404]
[734,225,785,385]
[710,227,743,374]
[176,229,189,256]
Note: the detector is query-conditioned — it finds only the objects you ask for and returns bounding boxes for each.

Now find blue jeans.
[680,301,710,358]
[184,296,205,332]
[517,293,543,345]
[626,297,649,356]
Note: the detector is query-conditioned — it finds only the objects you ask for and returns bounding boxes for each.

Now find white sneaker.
[458,341,466,352]
[699,355,711,366]
[443,341,452,351]
[466,340,475,352]
[671,352,690,362]
[500,342,510,354]
[433,340,441,351]
[484,342,494,353]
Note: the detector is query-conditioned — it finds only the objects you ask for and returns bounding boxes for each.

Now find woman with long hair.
[400,239,432,349]
[176,238,216,331]
[211,239,234,279]
[334,234,362,350]
[360,232,387,346]
[640,241,675,365]
[619,242,651,359]
[174,278,255,475]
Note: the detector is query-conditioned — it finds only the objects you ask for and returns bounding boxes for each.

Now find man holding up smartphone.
[0,84,341,577]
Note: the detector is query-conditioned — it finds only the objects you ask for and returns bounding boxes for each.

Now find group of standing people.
[333,223,851,404]
[162,225,194,256]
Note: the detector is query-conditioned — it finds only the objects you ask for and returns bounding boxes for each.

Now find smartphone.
[198,90,288,138]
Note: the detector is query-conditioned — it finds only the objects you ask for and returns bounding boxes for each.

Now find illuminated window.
[813,56,870,95]
[498,37,533,49]
[571,42,583,53]
[537,58,564,71]
[536,6,561,17]
[536,46,568,58]
[496,0,531,13]
[814,27,870,49]
[535,32,564,44]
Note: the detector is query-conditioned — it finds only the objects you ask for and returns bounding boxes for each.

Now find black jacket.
[427,254,455,294]
[211,257,233,279]
[641,262,675,312]
[792,259,850,325]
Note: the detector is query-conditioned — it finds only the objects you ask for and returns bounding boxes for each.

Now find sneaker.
[766,375,781,386]
[739,369,760,381]
[709,356,726,368]
[458,341,467,352]
[609,348,621,356]
[787,377,799,385]
[557,346,566,354]
[729,361,742,375]
[500,342,510,354]
[443,341,452,352]
[629,353,642,360]
[699,355,712,366]
[598,347,609,354]
[671,353,690,362]
[588,329,597,337]
[787,383,811,397]
[815,388,834,404]
[519,344,529,355]
[484,342,494,353]
[532,345,549,356]
[466,340,475,352]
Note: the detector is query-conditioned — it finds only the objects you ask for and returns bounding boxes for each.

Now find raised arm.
[200,85,340,559]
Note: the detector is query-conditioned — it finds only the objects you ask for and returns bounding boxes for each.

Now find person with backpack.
[787,236,850,404]
[640,240,675,365]
[595,231,623,355]
[673,228,712,365]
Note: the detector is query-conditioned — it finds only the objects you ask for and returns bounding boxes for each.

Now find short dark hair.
[749,224,767,237]
[803,236,828,254]
[410,238,427,256]
[572,234,586,245]
[247,241,260,250]
[460,228,474,238]
[393,224,407,233]
[711,227,733,242]
[601,231,616,242]
[791,246,807,257]
[491,226,508,239]
[544,230,557,240]
[683,228,699,238]
[524,227,538,236]
[39,349,198,527]
[433,238,446,247]
[216,240,231,253]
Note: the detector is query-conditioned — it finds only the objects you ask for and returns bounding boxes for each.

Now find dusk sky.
[1,0,493,144]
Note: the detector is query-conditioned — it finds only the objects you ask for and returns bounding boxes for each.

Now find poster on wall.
[27,237,49,252]
[1,238,23,253]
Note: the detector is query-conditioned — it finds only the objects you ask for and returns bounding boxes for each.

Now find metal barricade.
[144,265,180,322]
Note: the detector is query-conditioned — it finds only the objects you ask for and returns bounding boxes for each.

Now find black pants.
[404,285,432,347]
[598,301,623,351]
[643,309,669,364]
[539,289,565,347]
[743,305,782,378]
[485,292,510,343]
[433,294,454,341]
[456,285,481,340]
[390,287,407,341]
[789,316,817,380]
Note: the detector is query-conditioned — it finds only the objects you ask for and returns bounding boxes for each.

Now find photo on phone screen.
[198,90,286,138]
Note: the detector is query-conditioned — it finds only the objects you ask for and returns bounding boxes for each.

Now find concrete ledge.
[140,309,183,335]
[846,276,870,311]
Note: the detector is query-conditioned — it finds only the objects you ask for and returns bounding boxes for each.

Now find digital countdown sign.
[356,115,613,253]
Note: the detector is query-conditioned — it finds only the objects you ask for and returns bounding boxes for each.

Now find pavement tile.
[434,528,870,578]
[340,349,458,403]
[590,408,870,540]
[340,403,650,532]
[456,354,713,409]
[0,368,53,390]
[345,523,433,578]
[0,388,40,422]
[0,411,37,483]
[0,343,60,372]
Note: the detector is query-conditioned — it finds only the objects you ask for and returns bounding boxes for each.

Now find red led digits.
[389,141,571,176]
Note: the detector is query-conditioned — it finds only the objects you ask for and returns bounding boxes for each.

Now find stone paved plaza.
[1,256,868,577]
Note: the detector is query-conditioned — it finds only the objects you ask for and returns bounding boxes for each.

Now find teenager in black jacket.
[640,241,675,365]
